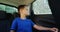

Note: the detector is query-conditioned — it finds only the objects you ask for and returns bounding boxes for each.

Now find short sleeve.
[10,18,17,30]
[30,20,35,26]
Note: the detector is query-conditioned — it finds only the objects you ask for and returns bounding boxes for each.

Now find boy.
[10,5,58,32]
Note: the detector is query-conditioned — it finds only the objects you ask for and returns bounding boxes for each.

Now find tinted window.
[0,4,18,14]
[33,0,52,15]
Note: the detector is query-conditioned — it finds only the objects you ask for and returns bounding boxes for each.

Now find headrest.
[0,11,7,19]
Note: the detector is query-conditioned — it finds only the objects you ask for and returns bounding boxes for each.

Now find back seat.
[0,10,57,32]
[0,11,14,32]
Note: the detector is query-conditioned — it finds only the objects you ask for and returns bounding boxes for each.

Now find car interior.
[0,0,60,32]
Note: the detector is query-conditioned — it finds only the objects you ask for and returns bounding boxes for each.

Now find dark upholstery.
[0,11,7,20]
[0,11,14,32]
[32,14,56,32]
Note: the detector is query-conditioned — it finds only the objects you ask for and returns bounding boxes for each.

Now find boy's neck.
[20,14,26,19]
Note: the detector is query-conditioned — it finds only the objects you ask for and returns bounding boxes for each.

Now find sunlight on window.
[0,4,17,14]
[33,0,52,15]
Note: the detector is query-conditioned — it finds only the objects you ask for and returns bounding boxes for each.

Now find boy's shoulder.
[14,17,32,21]
[14,17,19,20]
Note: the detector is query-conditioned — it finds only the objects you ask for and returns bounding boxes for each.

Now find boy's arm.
[10,19,17,32]
[33,24,58,32]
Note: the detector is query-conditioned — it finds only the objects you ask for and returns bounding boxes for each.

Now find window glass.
[33,0,52,15]
[0,4,18,14]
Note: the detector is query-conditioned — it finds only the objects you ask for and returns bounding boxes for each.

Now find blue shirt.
[10,17,35,32]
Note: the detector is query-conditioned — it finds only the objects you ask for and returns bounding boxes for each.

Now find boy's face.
[20,6,30,16]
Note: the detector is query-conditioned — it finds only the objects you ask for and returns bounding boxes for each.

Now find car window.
[33,0,52,15]
[0,4,18,14]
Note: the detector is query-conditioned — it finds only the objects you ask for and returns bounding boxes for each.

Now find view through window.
[0,4,18,14]
[33,0,52,15]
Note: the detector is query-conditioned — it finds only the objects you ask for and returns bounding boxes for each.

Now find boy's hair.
[18,5,27,11]
[17,5,27,17]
